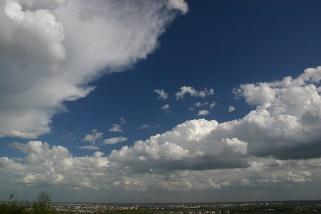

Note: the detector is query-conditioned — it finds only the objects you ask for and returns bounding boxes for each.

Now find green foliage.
[0,192,58,214]
[0,194,26,214]
[32,192,57,214]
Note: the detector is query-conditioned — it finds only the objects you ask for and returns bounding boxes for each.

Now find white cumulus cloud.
[2,67,321,200]
[0,0,188,138]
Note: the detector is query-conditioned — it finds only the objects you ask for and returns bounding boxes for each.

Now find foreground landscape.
[1,193,321,214]
[50,201,321,213]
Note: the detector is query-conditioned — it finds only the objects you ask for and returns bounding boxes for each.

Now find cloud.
[103,136,128,145]
[1,67,321,200]
[210,102,216,109]
[197,110,210,116]
[6,141,109,188]
[228,105,236,113]
[109,67,321,174]
[224,67,321,159]
[0,0,188,138]
[235,83,276,105]
[190,102,215,111]
[109,119,249,172]
[161,104,171,112]
[176,86,214,100]
[209,67,321,159]
[120,117,127,125]
[2,139,321,195]
[109,124,123,133]
[154,89,169,101]
[195,102,209,108]
[82,129,103,144]
[167,0,189,14]
[138,124,151,130]
[78,145,100,151]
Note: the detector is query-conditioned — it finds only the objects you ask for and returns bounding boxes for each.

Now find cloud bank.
[0,0,188,138]
[2,68,321,198]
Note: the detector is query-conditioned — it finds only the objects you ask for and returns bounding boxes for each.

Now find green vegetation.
[32,192,57,214]
[0,194,27,214]
[0,192,56,214]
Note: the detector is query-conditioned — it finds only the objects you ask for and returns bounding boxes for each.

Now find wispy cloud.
[197,110,210,116]
[82,129,103,144]
[176,86,214,100]
[78,145,100,151]
[104,137,128,145]
[154,89,169,101]
[138,124,151,130]
[161,104,171,112]
[228,105,236,113]
[109,124,123,133]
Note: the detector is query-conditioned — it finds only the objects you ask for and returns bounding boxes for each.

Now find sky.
[1,0,321,202]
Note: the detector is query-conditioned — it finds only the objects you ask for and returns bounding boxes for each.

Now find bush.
[0,194,27,214]
[32,192,57,214]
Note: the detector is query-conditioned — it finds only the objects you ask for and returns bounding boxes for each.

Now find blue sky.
[1,0,321,202]
[48,0,321,152]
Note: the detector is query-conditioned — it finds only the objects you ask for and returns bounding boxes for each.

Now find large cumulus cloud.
[107,67,321,178]
[230,67,321,159]
[0,0,188,138]
[109,119,249,172]
[2,22,321,200]
[2,67,321,192]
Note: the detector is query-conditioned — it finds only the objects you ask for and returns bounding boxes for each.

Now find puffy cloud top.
[109,119,249,172]
[0,0,188,138]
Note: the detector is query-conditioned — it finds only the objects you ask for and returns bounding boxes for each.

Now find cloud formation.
[0,0,188,138]
[6,141,109,188]
[109,119,249,172]
[1,67,321,200]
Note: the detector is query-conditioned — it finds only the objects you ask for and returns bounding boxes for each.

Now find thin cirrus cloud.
[0,0,189,139]
[1,68,321,198]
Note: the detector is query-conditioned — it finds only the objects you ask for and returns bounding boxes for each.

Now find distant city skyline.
[1,0,321,202]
